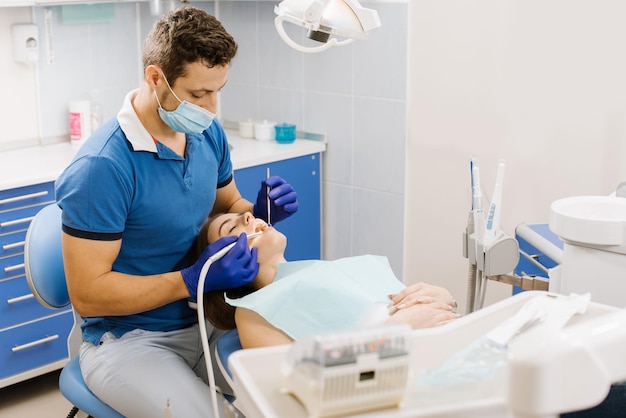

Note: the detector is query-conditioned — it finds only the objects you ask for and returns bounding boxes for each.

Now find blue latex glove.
[181,233,259,297]
[253,175,299,224]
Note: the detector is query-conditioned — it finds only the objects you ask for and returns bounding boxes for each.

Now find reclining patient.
[197,212,626,418]
[197,212,459,349]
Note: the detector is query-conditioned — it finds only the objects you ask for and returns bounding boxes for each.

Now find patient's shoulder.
[235,308,292,349]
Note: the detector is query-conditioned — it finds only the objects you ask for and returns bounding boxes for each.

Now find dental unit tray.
[280,324,412,418]
[229,291,626,418]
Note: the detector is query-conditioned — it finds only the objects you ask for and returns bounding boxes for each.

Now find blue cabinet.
[234,153,321,261]
[0,181,75,388]
[0,149,323,388]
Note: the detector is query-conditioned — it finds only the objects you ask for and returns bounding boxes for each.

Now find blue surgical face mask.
[155,73,216,134]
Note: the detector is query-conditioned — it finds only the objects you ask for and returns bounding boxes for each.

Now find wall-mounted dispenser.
[12,24,39,64]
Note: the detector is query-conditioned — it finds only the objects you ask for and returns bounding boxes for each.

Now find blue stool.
[25,204,124,418]
[216,329,243,381]
[216,328,243,403]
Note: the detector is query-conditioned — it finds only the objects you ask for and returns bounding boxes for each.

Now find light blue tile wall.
[31,2,221,139]
[28,0,407,276]
[219,1,408,276]
[33,3,142,138]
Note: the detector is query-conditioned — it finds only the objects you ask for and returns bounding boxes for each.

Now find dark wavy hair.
[142,6,238,83]
[194,214,254,330]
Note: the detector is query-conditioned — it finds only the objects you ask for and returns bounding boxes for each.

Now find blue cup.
[275,123,296,143]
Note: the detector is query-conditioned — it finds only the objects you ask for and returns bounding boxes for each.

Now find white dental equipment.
[274,0,381,53]
[463,157,522,313]
[548,195,626,308]
[465,160,626,312]
[228,291,626,418]
[485,159,505,245]
[196,231,262,418]
[280,324,412,417]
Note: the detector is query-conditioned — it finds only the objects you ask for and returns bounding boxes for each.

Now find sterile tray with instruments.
[229,291,626,418]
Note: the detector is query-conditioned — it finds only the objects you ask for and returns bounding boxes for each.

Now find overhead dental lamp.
[274,0,381,53]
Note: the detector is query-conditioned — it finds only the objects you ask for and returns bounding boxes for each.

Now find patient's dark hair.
[195,214,254,330]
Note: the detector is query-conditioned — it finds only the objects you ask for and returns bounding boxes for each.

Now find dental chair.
[24,204,124,418]
[216,328,243,391]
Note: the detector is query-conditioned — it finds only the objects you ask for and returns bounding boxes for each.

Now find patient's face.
[208,212,267,242]
[207,212,287,288]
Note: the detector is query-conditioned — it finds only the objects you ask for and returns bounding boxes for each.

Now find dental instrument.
[465,157,478,313]
[196,231,262,418]
[472,160,513,308]
[464,157,520,313]
[471,163,484,247]
[469,159,487,312]
[266,167,271,227]
[485,159,505,240]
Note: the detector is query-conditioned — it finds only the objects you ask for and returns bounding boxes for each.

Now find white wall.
[404,0,626,312]
[1,8,39,145]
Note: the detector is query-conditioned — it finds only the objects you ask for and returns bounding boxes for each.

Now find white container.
[69,100,91,147]
[254,120,276,141]
[549,195,626,307]
[238,119,255,138]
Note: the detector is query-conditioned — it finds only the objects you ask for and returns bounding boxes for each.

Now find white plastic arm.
[274,15,354,54]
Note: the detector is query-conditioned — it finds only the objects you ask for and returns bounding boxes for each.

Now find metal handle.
[0,191,48,206]
[7,294,35,304]
[2,241,25,251]
[1,216,35,229]
[12,335,59,352]
[4,263,25,273]
[487,273,549,291]
[519,248,550,275]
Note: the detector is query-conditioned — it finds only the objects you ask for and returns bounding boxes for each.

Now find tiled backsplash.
[3,0,408,275]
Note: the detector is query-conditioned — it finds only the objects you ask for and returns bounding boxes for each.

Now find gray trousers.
[80,323,231,418]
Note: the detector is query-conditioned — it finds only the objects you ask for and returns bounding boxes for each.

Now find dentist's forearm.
[68,270,190,317]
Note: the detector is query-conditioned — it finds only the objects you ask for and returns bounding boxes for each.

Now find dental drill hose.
[197,242,235,418]
[466,263,477,314]
[465,210,477,314]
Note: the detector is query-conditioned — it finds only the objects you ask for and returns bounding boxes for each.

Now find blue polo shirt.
[56,89,233,345]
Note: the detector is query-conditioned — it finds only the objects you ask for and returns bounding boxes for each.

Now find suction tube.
[466,262,477,314]
[197,249,230,418]
[195,233,261,417]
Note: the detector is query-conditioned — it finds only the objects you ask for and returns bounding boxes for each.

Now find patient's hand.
[388,282,457,314]
[386,301,458,329]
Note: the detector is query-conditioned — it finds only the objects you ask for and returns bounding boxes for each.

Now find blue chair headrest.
[24,204,69,309]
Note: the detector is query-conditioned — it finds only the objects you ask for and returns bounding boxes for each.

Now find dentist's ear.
[144,65,161,87]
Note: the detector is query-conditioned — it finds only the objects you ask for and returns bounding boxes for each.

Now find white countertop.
[0,131,326,191]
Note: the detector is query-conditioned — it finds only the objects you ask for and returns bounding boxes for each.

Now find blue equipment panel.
[514,223,563,295]
[234,153,321,261]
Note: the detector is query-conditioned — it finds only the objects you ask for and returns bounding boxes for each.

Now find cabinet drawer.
[0,229,26,257]
[0,203,52,235]
[0,311,73,379]
[0,276,67,329]
[0,253,25,281]
[0,183,55,212]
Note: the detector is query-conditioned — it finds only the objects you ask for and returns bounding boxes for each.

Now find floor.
[0,370,88,417]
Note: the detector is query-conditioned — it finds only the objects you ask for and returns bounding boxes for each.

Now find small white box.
[12,24,39,63]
